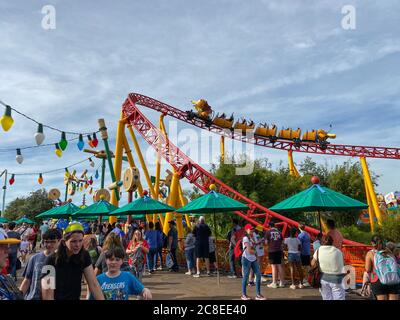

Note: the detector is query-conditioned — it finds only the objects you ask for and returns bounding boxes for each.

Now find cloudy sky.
[0,0,399,209]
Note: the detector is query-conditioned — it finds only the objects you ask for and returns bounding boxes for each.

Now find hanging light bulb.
[77,134,84,151]
[89,187,93,195]
[92,133,98,148]
[34,123,45,145]
[9,174,15,185]
[87,135,94,148]
[79,184,83,191]
[95,170,99,179]
[89,158,95,167]
[0,105,14,132]
[55,143,62,157]
[84,182,89,189]
[64,168,70,178]
[16,149,23,164]
[38,173,43,184]
[89,176,93,185]
[59,132,68,151]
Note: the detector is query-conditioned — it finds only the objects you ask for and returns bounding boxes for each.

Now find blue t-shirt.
[96,271,144,300]
[156,230,164,248]
[144,230,158,249]
[298,231,311,256]
[22,252,48,300]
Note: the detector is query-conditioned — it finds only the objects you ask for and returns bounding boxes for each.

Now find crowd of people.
[0,216,399,301]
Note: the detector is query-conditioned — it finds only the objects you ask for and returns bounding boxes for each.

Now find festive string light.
[87,135,93,148]
[95,170,99,179]
[77,134,84,151]
[55,143,62,157]
[59,132,68,151]
[64,168,70,178]
[89,187,93,195]
[89,176,93,185]
[9,174,15,185]
[84,182,89,189]
[38,173,43,184]
[0,105,14,132]
[89,158,95,167]
[34,123,45,145]
[16,149,23,164]
[92,133,98,147]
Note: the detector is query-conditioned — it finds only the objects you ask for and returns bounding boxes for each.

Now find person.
[264,221,285,288]
[298,224,311,285]
[365,235,399,300]
[144,221,158,273]
[41,221,105,300]
[83,227,97,251]
[240,224,265,300]
[284,227,304,289]
[19,235,30,267]
[126,229,149,282]
[312,235,346,300]
[248,228,264,286]
[95,232,129,275]
[19,229,62,300]
[93,247,152,300]
[155,221,164,270]
[313,233,323,251]
[167,220,179,272]
[226,219,241,278]
[6,222,21,281]
[0,229,23,300]
[193,216,211,277]
[87,237,102,267]
[209,235,218,273]
[326,219,343,250]
[95,225,105,247]
[184,228,196,275]
[111,223,125,244]
[39,221,49,248]
[30,224,39,253]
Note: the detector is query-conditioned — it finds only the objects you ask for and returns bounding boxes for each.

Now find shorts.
[268,251,282,265]
[371,280,400,296]
[195,244,209,259]
[301,254,311,266]
[288,253,301,263]
[209,251,216,264]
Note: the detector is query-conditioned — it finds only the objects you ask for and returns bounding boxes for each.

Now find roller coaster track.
[122,94,367,245]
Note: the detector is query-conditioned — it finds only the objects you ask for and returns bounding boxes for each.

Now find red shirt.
[127,239,149,266]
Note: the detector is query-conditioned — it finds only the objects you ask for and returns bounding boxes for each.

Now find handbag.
[166,252,174,269]
[308,249,321,288]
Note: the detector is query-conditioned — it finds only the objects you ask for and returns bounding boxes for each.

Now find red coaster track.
[121,94,379,246]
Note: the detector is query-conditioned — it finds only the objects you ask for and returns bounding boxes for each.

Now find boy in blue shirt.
[94,247,152,300]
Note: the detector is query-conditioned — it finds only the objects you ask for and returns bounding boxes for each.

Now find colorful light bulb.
[59,132,68,151]
[87,135,93,148]
[89,188,93,195]
[38,173,43,184]
[95,170,99,179]
[77,134,84,151]
[89,158,95,167]
[89,177,93,185]
[55,143,62,157]
[0,105,14,132]
[84,182,88,189]
[9,174,15,185]
[16,149,23,164]
[92,133,98,148]
[34,123,45,145]
[64,168,70,178]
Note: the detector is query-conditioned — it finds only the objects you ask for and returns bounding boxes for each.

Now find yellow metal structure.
[163,172,180,235]
[220,136,225,163]
[364,178,375,232]
[287,150,300,177]
[360,157,383,225]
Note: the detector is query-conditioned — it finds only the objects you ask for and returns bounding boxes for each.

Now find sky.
[0,0,399,210]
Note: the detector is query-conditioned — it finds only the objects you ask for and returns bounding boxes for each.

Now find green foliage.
[377,214,400,243]
[339,225,372,244]
[4,189,53,223]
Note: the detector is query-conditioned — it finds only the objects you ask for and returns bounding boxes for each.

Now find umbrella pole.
[318,211,322,233]
[213,211,220,287]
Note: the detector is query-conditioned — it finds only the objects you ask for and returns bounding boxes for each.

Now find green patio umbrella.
[0,217,10,223]
[270,177,368,231]
[15,216,35,225]
[36,202,81,219]
[71,199,119,219]
[176,184,248,285]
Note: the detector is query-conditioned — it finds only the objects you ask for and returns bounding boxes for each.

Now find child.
[284,227,304,289]
[209,236,218,273]
[313,233,323,251]
[94,247,152,300]
[19,236,30,267]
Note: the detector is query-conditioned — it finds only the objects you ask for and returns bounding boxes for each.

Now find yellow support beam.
[364,178,375,233]
[220,136,225,163]
[288,150,300,177]
[360,157,383,225]
[163,172,180,235]
[178,183,191,229]
[153,114,165,223]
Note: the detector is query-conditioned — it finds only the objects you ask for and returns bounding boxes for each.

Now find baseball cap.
[0,228,21,245]
[244,224,254,231]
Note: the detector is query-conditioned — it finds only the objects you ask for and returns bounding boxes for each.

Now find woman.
[126,229,149,281]
[284,227,303,289]
[41,221,104,300]
[184,229,196,275]
[311,235,345,300]
[155,222,164,270]
[365,235,400,300]
[94,232,127,275]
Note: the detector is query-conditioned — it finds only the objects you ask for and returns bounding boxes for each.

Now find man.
[6,222,21,281]
[111,223,125,243]
[193,216,212,278]
[264,221,285,288]
[326,219,343,250]
[19,229,62,299]
[0,228,23,300]
[167,220,179,272]
[227,219,241,278]
[298,223,311,286]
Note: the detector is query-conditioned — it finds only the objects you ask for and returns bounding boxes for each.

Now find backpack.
[130,246,145,272]
[374,250,400,285]
[88,247,100,265]
[234,235,246,258]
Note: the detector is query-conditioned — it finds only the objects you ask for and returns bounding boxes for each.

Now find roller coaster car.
[186,99,214,127]
[302,129,336,142]
[233,118,255,134]
[255,123,278,138]
[212,112,234,129]
[278,128,302,142]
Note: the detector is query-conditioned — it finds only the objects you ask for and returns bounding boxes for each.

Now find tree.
[4,189,54,222]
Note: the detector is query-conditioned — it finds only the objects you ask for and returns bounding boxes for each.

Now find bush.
[339,225,372,244]
[377,214,400,243]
